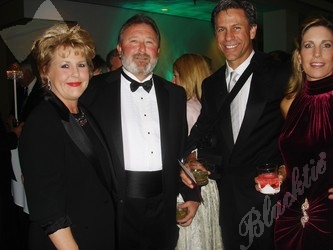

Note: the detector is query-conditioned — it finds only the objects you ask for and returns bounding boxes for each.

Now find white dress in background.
[176,97,223,250]
[11,148,29,214]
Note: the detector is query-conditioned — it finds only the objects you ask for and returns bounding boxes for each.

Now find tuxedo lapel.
[83,106,118,194]
[233,54,270,151]
[48,95,113,192]
[216,66,229,111]
[62,116,113,192]
[154,77,169,165]
[99,75,128,199]
[21,80,45,121]
[215,67,234,154]
[236,78,266,144]
[107,77,124,166]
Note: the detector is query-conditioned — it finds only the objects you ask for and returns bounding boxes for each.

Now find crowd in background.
[1,0,333,249]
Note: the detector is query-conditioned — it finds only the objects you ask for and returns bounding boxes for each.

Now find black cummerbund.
[126,170,163,199]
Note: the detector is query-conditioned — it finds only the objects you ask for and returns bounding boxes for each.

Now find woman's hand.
[328,188,333,200]
[278,165,287,183]
[255,165,286,193]
[176,201,200,227]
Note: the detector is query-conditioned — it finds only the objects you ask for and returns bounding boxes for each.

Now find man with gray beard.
[80,14,200,250]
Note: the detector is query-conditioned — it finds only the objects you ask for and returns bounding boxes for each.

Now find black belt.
[126,170,163,199]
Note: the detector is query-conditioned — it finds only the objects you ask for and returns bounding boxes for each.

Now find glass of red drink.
[256,164,280,194]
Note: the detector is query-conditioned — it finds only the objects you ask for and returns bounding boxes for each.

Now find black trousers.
[119,194,177,250]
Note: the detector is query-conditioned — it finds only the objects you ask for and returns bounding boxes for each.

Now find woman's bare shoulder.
[280,95,295,119]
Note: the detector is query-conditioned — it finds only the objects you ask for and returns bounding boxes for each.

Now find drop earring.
[298,63,304,73]
[47,80,52,90]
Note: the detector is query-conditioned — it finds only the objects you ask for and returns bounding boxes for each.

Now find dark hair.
[20,54,38,76]
[211,0,257,28]
[92,54,106,70]
[106,48,119,68]
[268,50,291,63]
[117,14,161,48]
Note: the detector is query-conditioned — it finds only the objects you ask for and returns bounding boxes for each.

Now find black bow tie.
[121,69,153,93]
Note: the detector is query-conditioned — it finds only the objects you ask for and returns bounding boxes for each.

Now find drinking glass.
[176,202,188,220]
[256,163,280,194]
[192,169,209,186]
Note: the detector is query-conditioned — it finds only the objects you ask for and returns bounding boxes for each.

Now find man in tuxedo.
[9,56,44,124]
[183,1,290,249]
[8,56,45,250]
[18,57,45,121]
[80,14,200,249]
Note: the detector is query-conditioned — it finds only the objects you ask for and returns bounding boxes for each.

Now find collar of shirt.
[122,67,153,82]
[120,68,162,171]
[121,67,154,94]
[27,77,37,95]
[225,50,255,82]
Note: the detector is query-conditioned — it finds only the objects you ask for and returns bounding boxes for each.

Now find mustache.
[133,53,150,60]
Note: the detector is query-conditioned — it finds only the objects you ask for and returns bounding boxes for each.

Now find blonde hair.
[173,53,211,100]
[285,16,333,99]
[32,23,96,89]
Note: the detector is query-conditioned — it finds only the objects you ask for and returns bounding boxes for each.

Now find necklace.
[72,110,87,127]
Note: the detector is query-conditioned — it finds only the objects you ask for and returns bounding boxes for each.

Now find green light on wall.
[112,1,214,21]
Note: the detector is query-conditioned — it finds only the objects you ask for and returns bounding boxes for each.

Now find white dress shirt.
[225,51,254,142]
[120,68,163,171]
[27,77,37,96]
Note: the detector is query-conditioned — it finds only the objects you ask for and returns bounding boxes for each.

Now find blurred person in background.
[172,53,223,250]
[106,48,122,72]
[92,54,107,75]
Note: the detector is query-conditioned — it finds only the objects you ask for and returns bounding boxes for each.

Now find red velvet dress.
[275,75,333,250]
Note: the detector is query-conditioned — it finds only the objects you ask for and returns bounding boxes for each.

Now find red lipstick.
[67,82,81,87]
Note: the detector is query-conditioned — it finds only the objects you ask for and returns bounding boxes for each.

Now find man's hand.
[180,157,209,189]
[176,201,200,227]
[11,122,24,138]
[180,169,195,189]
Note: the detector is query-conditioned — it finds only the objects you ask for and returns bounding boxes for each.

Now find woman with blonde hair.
[276,16,333,249]
[19,23,116,250]
[172,53,223,250]
[172,53,211,132]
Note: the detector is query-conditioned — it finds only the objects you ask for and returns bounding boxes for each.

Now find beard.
[121,52,158,75]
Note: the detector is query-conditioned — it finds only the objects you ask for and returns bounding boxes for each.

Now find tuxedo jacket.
[20,79,45,122]
[0,117,17,206]
[80,68,200,240]
[186,51,291,248]
[19,94,116,250]
[11,79,45,123]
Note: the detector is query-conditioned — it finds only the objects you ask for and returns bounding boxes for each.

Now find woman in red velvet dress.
[276,16,333,250]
